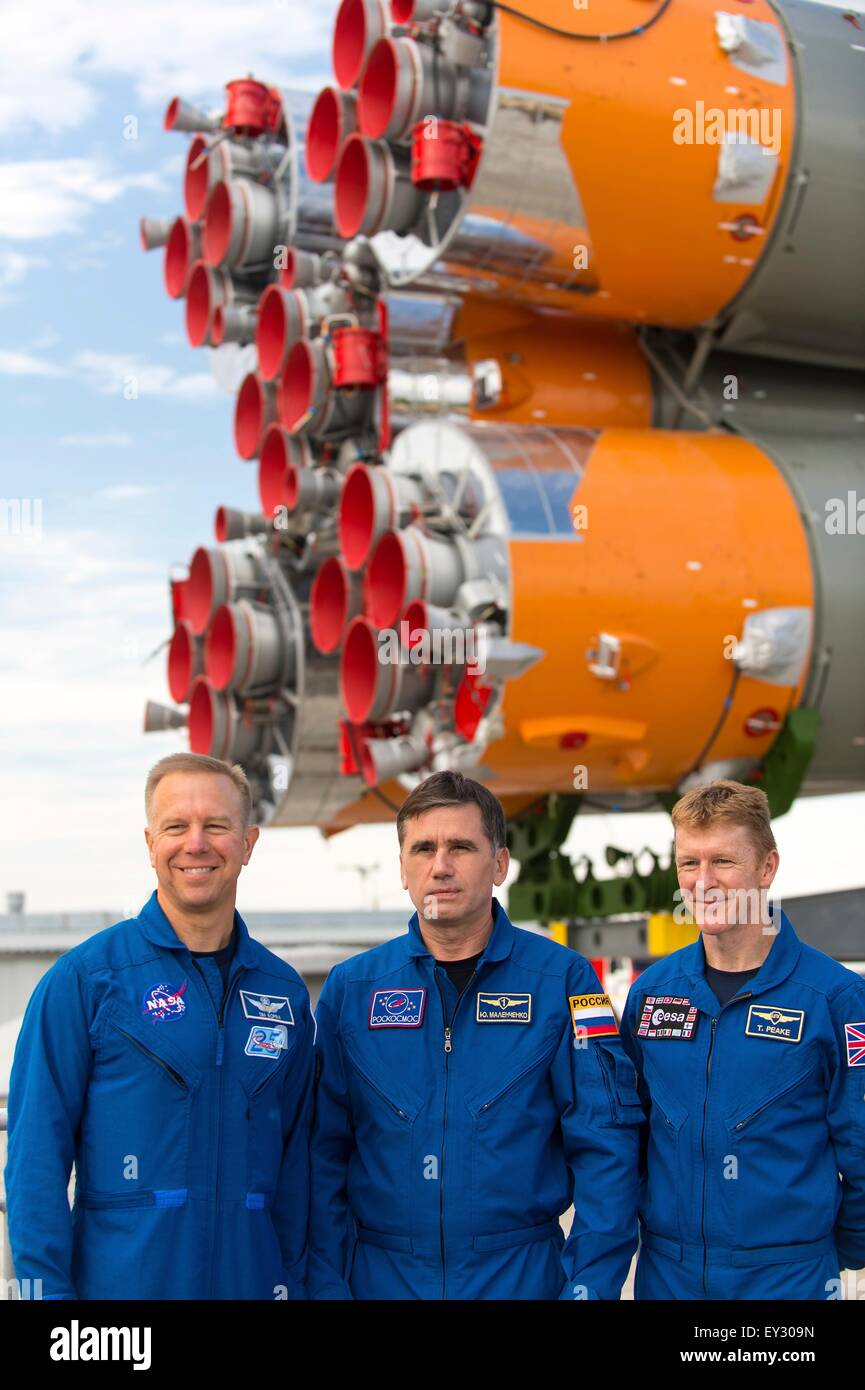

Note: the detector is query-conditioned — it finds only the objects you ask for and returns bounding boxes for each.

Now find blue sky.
[0,0,862,915]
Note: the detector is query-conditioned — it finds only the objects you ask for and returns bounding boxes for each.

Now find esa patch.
[845,1023,865,1067]
[476,992,532,1023]
[244,1024,287,1058]
[569,993,618,1039]
[369,988,426,1028]
[745,1004,804,1043]
[637,995,698,1040]
[142,979,188,1023]
[239,989,294,1025]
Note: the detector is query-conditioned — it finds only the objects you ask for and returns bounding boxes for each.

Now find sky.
[0,0,862,917]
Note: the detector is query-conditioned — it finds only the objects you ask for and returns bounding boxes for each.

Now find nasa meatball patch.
[637,995,698,1040]
[369,988,427,1028]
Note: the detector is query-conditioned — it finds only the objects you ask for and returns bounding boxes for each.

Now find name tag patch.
[844,1022,865,1067]
[476,992,532,1023]
[245,1024,287,1058]
[240,990,294,1025]
[745,1004,804,1043]
[637,995,698,1040]
[369,988,427,1028]
[569,993,618,1039]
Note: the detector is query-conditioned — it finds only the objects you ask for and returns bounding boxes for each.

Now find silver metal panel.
[720,0,865,366]
[749,430,865,790]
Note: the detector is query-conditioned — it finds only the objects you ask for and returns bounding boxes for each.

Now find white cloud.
[60,433,133,447]
[0,0,334,138]
[0,159,167,240]
[96,483,155,501]
[0,349,65,376]
[0,248,50,292]
[73,349,218,399]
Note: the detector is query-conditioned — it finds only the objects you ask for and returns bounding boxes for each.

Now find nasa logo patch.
[142,980,188,1023]
[244,1025,287,1058]
[368,988,426,1028]
[637,995,698,1040]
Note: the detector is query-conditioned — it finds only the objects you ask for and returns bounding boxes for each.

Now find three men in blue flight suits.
[5,752,314,1300]
[620,780,865,1300]
[308,770,643,1299]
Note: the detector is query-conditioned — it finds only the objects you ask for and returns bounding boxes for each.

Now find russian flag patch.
[569,992,618,1039]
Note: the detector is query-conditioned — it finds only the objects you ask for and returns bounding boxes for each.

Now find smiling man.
[5,752,314,1300]
[308,770,642,1300]
[621,779,865,1300]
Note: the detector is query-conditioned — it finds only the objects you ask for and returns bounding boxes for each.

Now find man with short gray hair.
[5,752,314,1300]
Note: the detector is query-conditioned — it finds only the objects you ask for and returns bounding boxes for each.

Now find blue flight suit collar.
[136,888,258,969]
[678,904,802,1015]
[405,894,515,963]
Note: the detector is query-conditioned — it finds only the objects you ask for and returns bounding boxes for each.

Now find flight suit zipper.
[435,966,478,1302]
[699,991,753,1297]
[190,958,244,1300]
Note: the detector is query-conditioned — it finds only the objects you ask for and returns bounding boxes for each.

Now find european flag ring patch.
[369,988,426,1028]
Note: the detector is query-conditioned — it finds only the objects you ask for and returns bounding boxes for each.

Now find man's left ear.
[493,847,510,887]
[244,826,261,862]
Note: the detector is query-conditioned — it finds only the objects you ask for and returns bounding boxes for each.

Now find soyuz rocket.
[139,0,865,907]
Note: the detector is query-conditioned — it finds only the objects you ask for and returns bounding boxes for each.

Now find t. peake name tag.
[745,1004,804,1043]
[369,988,426,1028]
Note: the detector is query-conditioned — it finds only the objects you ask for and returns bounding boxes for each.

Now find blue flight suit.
[5,891,314,1300]
[620,908,865,1299]
[309,898,641,1299]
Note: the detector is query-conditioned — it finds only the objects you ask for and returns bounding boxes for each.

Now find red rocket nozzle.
[335,133,371,238]
[339,463,377,571]
[358,37,399,140]
[311,556,361,654]
[333,0,388,91]
[341,615,383,723]
[164,216,200,299]
[184,135,212,221]
[167,620,201,703]
[202,179,232,266]
[234,373,276,461]
[365,530,407,628]
[307,86,358,183]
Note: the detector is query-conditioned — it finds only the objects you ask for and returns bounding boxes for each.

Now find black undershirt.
[437,951,484,995]
[191,929,237,991]
[704,964,760,1010]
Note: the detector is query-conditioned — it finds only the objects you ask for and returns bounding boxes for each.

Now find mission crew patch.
[745,1004,805,1043]
[637,995,698,1040]
[569,992,618,1039]
[476,992,532,1023]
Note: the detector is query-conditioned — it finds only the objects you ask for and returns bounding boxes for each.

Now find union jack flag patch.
[845,1022,865,1067]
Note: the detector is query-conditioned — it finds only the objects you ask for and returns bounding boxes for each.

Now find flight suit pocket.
[342,1043,423,1230]
[468,1032,561,1232]
[591,1043,645,1127]
[242,1030,301,1197]
[81,1007,199,1199]
[642,1081,689,1244]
